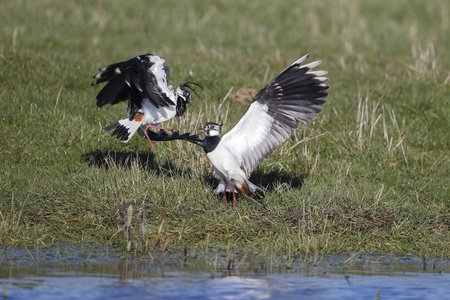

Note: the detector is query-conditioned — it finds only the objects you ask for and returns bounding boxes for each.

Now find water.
[1,245,449,299]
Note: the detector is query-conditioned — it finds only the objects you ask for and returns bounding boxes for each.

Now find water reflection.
[0,245,449,300]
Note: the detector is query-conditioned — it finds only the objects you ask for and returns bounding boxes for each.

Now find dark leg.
[143,127,157,153]
[231,180,237,208]
[221,182,228,203]
[143,122,178,153]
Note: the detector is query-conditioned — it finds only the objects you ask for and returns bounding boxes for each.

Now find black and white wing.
[221,54,329,177]
[144,130,197,142]
[92,54,176,109]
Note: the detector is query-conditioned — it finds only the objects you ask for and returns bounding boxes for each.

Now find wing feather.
[92,54,176,109]
[221,54,329,177]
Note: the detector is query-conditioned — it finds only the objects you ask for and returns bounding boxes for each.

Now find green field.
[1,0,448,258]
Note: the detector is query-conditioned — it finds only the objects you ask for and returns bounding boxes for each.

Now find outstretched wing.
[221,54,329,177]
[92,54,176,109]
[145,130,202,142]
[139,128,204,144]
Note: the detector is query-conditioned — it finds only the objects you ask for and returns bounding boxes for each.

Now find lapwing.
[181,54,329,207]
[92,54,201,153]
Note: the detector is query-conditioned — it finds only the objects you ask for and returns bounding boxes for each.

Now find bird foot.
[232,197,237,209]
[143,127,157,154]
[147,140,157,154]
[231,180,238,209]
[221,193,227,203]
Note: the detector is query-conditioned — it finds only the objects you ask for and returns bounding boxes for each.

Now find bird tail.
[242,179,265,199]
[103,118,143,142]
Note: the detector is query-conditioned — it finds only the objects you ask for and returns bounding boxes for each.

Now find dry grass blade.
[161,235,172,252]
[126,202,135,251]
[157,211,167,241]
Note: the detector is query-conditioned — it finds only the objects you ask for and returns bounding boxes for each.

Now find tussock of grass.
[0,0,449,258]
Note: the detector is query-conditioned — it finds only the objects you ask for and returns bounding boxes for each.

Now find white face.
[204,123,222,137]
[175,85,189,102]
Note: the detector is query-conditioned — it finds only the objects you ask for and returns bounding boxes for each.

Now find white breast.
[140,99,177,125]
[207,143,246,184]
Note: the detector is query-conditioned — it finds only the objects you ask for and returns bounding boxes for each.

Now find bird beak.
[196,127,206,134]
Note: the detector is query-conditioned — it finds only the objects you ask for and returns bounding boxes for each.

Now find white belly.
[206,144,246,186]
[140,99,176,125]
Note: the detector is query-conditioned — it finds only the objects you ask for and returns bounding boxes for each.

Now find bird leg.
[221,182,228,203]
[142,126,157,154]
[142,122,177,153]
[231,180,238,208]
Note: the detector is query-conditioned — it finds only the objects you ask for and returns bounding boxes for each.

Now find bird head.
[198,122,222,137]
[175,82,203,117]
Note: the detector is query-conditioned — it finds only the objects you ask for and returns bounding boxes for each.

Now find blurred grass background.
[0,0,448,257]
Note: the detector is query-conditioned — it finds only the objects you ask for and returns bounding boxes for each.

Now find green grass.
[0,0,448,258]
